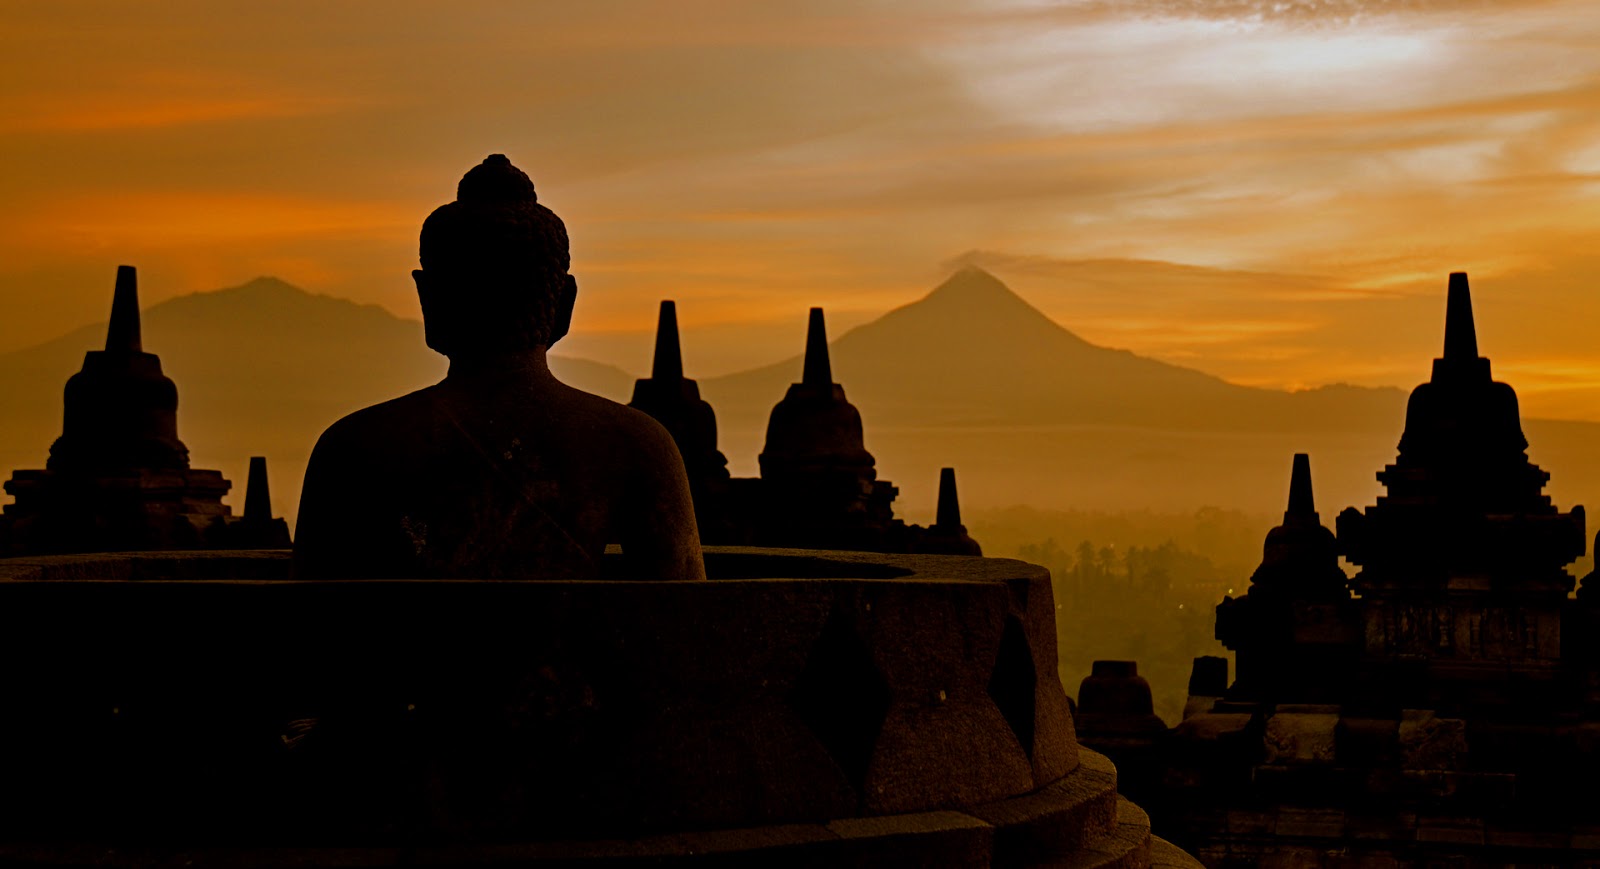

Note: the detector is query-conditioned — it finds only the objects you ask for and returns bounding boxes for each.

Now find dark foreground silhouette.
[1078,273,1600,867]
[293,155,703,580]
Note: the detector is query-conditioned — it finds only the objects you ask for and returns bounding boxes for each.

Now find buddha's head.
[414,154,575,358]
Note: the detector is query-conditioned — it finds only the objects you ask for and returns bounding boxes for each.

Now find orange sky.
[4,0,1600,418]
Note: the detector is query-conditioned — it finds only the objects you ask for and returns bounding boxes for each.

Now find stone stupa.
[1,266,290,553]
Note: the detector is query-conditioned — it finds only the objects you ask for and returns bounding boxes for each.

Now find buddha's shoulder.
[312,386,451,454]
[548,381,676,446]
[311,381,678,465]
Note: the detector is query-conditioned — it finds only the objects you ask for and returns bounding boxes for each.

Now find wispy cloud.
[1,94,349,134]
[1,0,1599,421]
[990,0,1564,24]
[0,65,353,133]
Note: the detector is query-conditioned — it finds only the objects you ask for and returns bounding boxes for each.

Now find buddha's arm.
[291,425,377,580]
[619,427,707,582]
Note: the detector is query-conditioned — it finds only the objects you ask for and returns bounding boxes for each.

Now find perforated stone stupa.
[751,306,901,549]
[1336,272,1584,710]
[630,301,984,554]
[1215,453,1357,704]
[625,300,733,540]
[1,266,290,554]
[1084,273,1600,867]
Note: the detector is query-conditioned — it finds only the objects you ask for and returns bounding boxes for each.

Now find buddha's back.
[292,155,703,582]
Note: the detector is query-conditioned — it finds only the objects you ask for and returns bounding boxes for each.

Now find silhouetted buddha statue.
[293,155,704,580]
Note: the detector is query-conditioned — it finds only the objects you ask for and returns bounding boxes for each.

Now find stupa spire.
[243,456,272,522]
[936,467,962,528]
[105,265,142,353]
[651,301,683,381]
[628,300,732,540]
[802,307,831,387]
[1443,272,1479,361]
[1287,453,1315,517]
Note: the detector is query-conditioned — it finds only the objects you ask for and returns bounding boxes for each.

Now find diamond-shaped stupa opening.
[988,614,1038,759]
[788,600,890,794]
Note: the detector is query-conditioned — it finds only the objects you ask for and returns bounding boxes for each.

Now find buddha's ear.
[414,269,450,356]
[549,273,577,345]
[412,269,432,308]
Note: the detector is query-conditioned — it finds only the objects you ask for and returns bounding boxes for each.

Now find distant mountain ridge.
[694,267,1598,520]
[0,277,635,525]
[0,276,636,414]
[702,267,1408,432]
[0,269,1595,527]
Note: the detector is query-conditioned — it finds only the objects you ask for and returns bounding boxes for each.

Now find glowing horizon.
[4,0,1600,419]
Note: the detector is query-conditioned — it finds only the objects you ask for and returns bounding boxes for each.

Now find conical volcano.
[703,267,1385,432]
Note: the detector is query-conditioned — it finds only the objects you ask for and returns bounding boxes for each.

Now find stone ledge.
[969,748,1121,861]
[0,549,293,581]
[1147,837,1206,869]
[0,751,1155,868]
[0,549,1071,836]
[0,547,1054,585]
[1172,808,1600,864]
[1048,797,1153,869]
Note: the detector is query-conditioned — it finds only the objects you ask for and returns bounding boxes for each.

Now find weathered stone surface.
[0,545,1205,867]
[1262,710,1339,766]
[1003,570,1079,785]
[1272,809,1345,839]
[1171,711,1253,744]
[824,811,995,868]
[0,549,1078,843]
[1414,817,1484,845]
[0,750,1168,868]
[1397,710,1468,772]
[1074,661,1168,811]
[1187,657,1227,700]
[1147,837,1206,869]
[1056,798,1153,869]
[968,748,1121,861]
[855,578,1036,813]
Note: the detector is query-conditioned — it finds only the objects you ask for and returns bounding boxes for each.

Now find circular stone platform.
[0,548,1198,868]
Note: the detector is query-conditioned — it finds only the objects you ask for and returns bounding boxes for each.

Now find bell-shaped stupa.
[628,300,732,539]
[756,308,898,549]
[1336,272,1584,709]
[2,267,290,554]
[1216,453,1357,702]
[49,265,190,472]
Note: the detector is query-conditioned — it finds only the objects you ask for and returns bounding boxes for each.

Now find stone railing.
[0,547,1196,868]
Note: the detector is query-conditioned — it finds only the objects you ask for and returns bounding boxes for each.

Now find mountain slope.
[698,268,1598,522]
[0,277,635,523]
[0,269,1593,529]
[702,267,1407,432]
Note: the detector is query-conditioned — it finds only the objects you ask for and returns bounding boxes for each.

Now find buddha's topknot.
[456,153,538,205]
[418,154,572,354]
